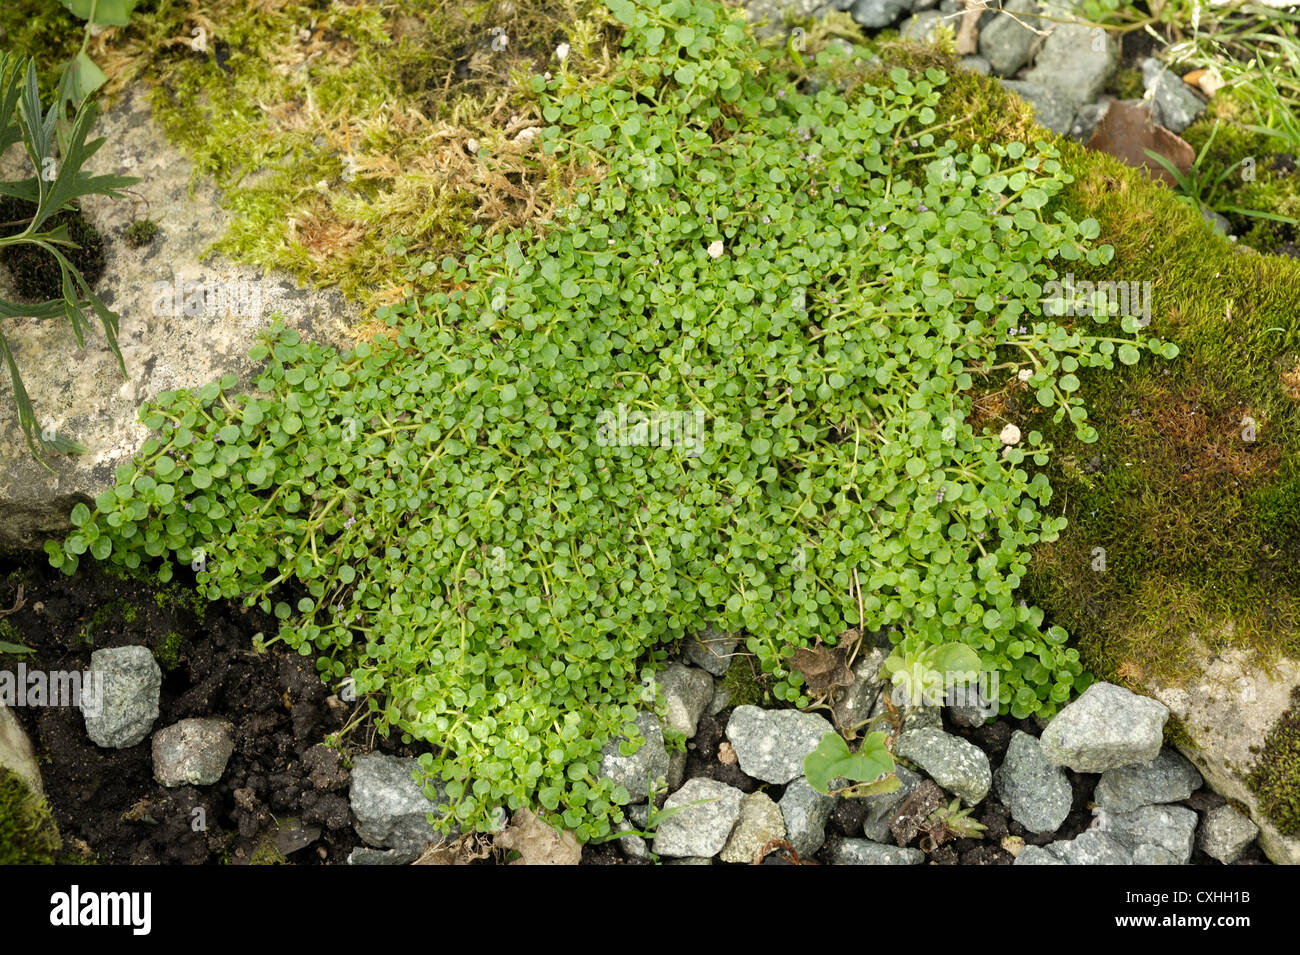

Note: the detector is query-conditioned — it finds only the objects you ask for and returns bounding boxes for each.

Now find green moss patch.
[1248,687,1300,836]
[0,767,61,865]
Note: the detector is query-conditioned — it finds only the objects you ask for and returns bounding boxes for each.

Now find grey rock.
[862,764,921,842]
[706,683,731,717]
[667,749,687,791]
[1017,10,1118,125]
[726,705,834,784]
[618,832,651,861]
[1014,844,1068,865]
[1201,204,1232,236]
[1053,830,1134,864]
[82,646,161,749]
[901,10,944,43]
[913,0,940,8]
[0,703,43,795]
[652,778,744,858]
[656,663,713,739]
[347,846,419,865]
[1040,682,1168,772]
[600,711,670,801]
[945,682,995,728]
[720,792,787,863]
[995,730,1072,834]
[0,88,358,551]
[1094,746,1203,812]
[666,856,714,864]
[959,55,992,75]
[832,838,925,865]
[871,688,941,732]
[851,0,912,28]
[1133,843,1183,864]
[152,718,235,787]
[780,776,838,856]
[683,628,740,677]
[978,0,1041,76]
[1198,805,1258,864]
[896,727,992,806]
[1142,57,1205,133]
[830,630,893,730]
[998,80,1077,134]
[617,802,652,861]
[1070,98,1111,143]
[1097,804,1198,863]
[350,754,454,855]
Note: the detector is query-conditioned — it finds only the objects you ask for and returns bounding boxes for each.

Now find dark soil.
[0,554,359,864]
[0,196,105,302]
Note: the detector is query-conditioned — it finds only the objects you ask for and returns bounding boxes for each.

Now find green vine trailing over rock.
[50,0,1176,837]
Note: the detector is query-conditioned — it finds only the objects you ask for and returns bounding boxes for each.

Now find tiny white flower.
[556,42,571,60]
[707,240,724,258]
[999,423,1022,446]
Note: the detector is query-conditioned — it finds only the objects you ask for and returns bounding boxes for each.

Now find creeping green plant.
[52,0,1170,835]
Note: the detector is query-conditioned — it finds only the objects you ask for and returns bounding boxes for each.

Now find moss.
[124,218,160,248]
[153,630,185,671]
[849,48,1300,690]
[1246,687,1300,835]
[1111,66,1144,101]
[248,837,290,865]
[0,767,62,865]
[1163,714,1196,751]
[721,656,770,708]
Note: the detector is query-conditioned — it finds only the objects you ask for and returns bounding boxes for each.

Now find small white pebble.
[999,423,1022,445]
[1017,368,1033,382]
[707,240,724,258]
[556,42,570,60]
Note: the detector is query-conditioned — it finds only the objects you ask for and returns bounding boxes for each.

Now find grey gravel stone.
[780,775,838,857]
[830,630,893,730]
[862,764,921,842]
[1198,805,1259,864]
[1070,98,1111,143]
[1053,830,1134,864]
[901,10,943,42]
[657,663,713,739]
[652,778,745,858]
[1201,204,1232,236]
[1094,747,1203,812]
[1014,844,1068,865]
[152,718,235,787]
[348,846,418,865]
[1141,57,1206,133]
[667,749,687,791]
[82,646,161,749]
[998,80,1077,134]
[726,705,834,784]
[350,754,454,856]
[683,629,740,677]
[945,682,994,728]
[1097,804,1199,864]
[959,55,992,75]
[978,0,1041,76]
[896,727,992,806]
[1039,682,1168,772]
[617,804,651,861]
[1133,843,1183,864]
[666,856,714,864]
[832,838,925,865]
[706,683,731,717]
[1024,5,1118,111]
[720,792,787,863]
[851,0,912,27]
[600,711,670,801]
[995,730,1072,834]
